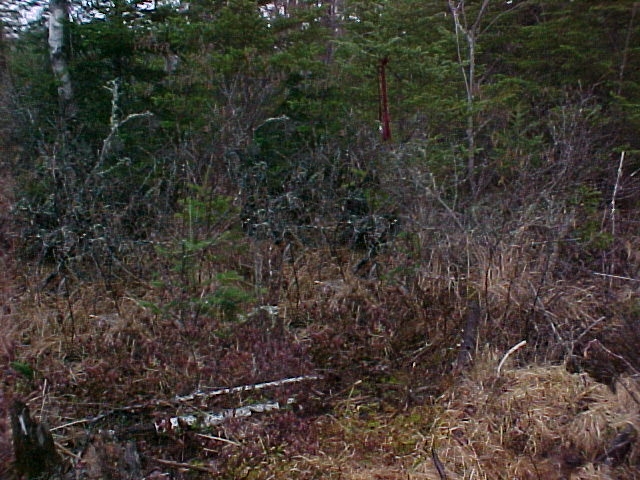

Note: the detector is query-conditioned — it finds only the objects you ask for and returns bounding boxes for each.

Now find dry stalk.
[607,151,625,238]
[152,457,218,474]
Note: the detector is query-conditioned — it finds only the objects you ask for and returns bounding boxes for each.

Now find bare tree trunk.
[48,0,75,116]
[447,0,489,196]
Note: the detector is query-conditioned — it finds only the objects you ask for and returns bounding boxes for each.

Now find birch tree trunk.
[48,0,75,115]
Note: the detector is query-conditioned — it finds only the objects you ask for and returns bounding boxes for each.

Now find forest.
[0,0,639,478]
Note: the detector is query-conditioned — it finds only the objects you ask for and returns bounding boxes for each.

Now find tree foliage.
[1,0,638,277]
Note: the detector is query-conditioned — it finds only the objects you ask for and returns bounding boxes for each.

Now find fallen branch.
[155,399,294,433]
[51,375,323,437]
[497,340,527,377]
[175,374,322,402]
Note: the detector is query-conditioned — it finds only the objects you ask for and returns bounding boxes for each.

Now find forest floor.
[1,173,640,479]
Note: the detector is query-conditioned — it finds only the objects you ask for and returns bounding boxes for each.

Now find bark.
[48,0,75,115]
[10,400,61,478]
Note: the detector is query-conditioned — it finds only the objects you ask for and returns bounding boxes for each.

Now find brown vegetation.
[1,4,639,476]
[1,160,639,478]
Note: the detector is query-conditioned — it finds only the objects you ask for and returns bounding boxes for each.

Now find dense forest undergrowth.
[1,0,640,478]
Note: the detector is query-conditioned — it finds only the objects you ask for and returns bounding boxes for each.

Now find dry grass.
[434,353,638,479]
[1,182,639,478]
[266,353,640,480]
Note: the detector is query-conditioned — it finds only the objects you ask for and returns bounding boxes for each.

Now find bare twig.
[609,151,625,237]
[585,339,640,377]
[591,272,639,282]
[497,340,527,377]
[98,79,153,166]
[574,316,606,345]
[431,446,448,480]
[152,457,218,474]
[426,173,466,234]
[196,433,242,447]
[618,5,638,95]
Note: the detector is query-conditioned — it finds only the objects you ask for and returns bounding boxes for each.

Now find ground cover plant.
[1,1,640,478]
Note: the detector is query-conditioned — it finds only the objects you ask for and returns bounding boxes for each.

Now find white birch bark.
[48,0,74,110]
